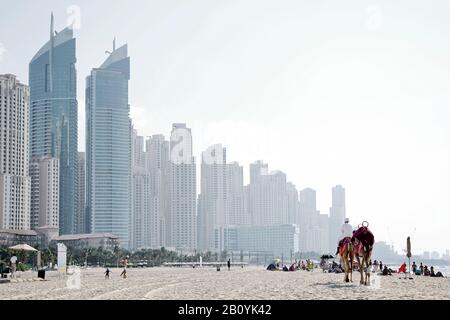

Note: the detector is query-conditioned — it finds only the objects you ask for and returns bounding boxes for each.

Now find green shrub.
[16,263,31,272]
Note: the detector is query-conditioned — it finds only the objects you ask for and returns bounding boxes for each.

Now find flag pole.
[407,237,413,280]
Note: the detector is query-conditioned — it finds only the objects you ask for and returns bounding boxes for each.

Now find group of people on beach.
[267,259,316,272]
[104,256,129,280]
[366,260,445,277]
[410,262,444,277]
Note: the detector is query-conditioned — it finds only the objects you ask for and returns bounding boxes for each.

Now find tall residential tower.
[86,42,131,248]
[0,74,31,230]
[29,14,78,235]
[168,123,197,251]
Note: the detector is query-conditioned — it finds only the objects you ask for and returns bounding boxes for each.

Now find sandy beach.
[1,266,449,300]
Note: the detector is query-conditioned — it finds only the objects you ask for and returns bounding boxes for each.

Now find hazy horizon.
[1,0,450,255]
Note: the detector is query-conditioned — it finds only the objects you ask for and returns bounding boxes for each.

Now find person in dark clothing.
[105,268,111,279]
[382,265,391,276]
[227,259,231,271]
[379,261,383,271]
[430,266,436,277]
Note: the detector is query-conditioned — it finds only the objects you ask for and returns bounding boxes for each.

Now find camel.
[352,222,375,285]
[339,237,354,283]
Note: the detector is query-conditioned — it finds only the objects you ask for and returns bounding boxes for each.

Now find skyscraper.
[30,157,59,229]
[86,42,131,248]
[130,128,150,250]
[146,134,170,248]
[0,74,31,230]
[29,14,78,235]
[130,131,170,250]
[168,123,197,251]
[225,162,247,226]
[286,182,300,225]
[75,152,86,233]
[198,144,227,251]
[299,188,319,252]
[248,161,288,226]
[329,185,346,252]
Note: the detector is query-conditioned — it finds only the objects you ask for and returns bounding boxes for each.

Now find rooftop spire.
[50,12,54,40]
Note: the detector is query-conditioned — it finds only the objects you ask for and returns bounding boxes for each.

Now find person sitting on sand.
[423,266,430,276]
[419,263,424,275]
[283,265,289,272]
[434,270,444,278]
[398,262,407,274]
[429,266,435,277]
[382,265,392,276]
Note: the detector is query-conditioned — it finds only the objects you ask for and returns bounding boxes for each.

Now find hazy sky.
[1,0,450,254]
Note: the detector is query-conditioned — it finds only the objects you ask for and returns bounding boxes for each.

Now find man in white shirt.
[10,256,17,278]
[335,218,353,255]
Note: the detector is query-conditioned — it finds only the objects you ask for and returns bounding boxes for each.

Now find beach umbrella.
[406,237,412,258]
[9,244,39,270]
[9,244,38,252]
[405,237,413,280]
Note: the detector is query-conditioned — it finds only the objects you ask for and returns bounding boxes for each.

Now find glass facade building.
[86,44,131,248]
[29,16,78,235]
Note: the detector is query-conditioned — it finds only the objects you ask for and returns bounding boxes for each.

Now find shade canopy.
[9,244,38,252]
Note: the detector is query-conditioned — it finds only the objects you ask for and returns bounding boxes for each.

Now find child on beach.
[105,268,111,279]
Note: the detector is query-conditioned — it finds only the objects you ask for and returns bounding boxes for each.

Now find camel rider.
[335,218,353,255]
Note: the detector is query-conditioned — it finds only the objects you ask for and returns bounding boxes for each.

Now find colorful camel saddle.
[352,226,374,256]
[339,237,352,254]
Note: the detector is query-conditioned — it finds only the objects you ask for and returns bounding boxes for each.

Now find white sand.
[1,266,449,300]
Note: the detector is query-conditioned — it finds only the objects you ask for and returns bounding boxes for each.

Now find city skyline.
[1,1,450,253]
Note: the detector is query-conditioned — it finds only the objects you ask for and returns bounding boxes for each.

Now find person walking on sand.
[105,268,111,280]
[120,256,129,279]
[419,262,424,275]
[227,259,231,271]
